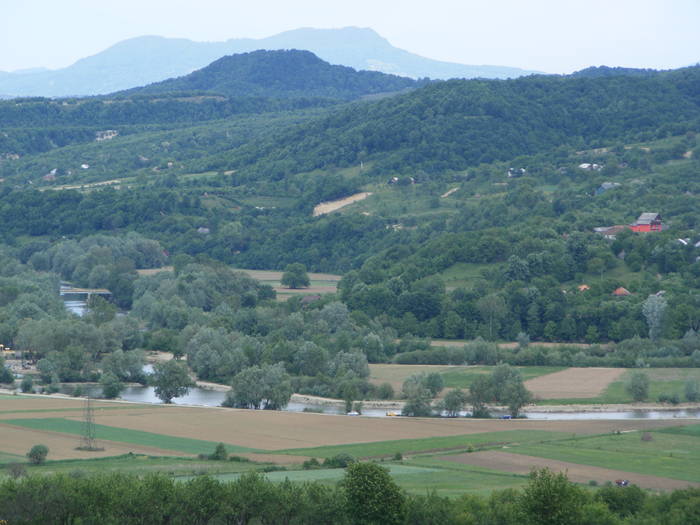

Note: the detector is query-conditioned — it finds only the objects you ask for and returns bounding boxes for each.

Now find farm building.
[630,213,662,232]
[612,287,632,297]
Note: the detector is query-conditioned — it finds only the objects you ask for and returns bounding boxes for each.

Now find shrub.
[323,453,356,468]
[303,458,321,470]
[7,463,26,479]
[685,378,700,402]
[377,382,395,400]
[209,442,228,461]
[657,392,680,405]
[27,444,49,465]
[625,371,649,401]
[20,376,33,393]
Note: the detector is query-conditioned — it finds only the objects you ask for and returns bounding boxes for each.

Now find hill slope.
[0,28,540,97]
[120,49,419,100]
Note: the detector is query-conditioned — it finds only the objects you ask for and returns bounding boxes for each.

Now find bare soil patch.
[0,396,121,416]
[136,266,174,276]
[313,192,372,216]
[441,187,459,198]
[0,423,181,460]
[525,368,625,399]
[237,269,341,282]
[441,450,700,491]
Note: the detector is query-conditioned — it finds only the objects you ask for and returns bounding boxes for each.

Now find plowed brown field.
[83,406,682,451]
[441,450,699,491]
[524,368,625,399]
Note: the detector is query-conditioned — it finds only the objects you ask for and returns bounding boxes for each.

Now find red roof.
[612,287,631,296]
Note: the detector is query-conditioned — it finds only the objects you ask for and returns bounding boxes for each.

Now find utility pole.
[77,394,103,451]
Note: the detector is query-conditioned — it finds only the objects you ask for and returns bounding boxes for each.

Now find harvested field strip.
[275,430,567,458]
[506,431,700,483]
[440,451,699,491]
[524,367,625,400]
[4,418,256,455]
[0,406,153,416]
[0,424,184,460]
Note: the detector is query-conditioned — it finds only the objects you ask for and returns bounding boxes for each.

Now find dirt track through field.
[524,368,625,399]
[441,450,699,491]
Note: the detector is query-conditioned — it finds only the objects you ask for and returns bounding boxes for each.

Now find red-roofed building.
[612,287,632,296]
[630,213,662,232]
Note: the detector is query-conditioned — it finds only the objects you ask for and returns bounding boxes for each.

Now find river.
[60,283,88,316]
[62,382,700,420]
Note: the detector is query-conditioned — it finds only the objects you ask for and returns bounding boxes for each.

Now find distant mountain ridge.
[120,49,420,100]
[0,27,540,97]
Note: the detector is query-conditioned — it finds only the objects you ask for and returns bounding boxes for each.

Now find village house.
[629,213,662,232]
[594,212,663,238]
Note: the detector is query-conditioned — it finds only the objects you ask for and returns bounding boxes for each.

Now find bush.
[209,443,228,461]
[685,378,700,402]
[303,458,321,469]
[7,463,26,479]
[100,372,124,399]
[27,444,49,465]
[323,453,356,468]
[376,382,395,400]
[625,371,649,401]
[657,392,680,405]
[20,376,33,393]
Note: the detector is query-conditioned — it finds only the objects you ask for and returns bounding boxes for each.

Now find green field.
[275,430,567,459]
[1,454,263,478]
[506,429,700,483]
[437,262,499,289]
[177,462,528,496]
[440,366,563,389]
[5,418,255,455]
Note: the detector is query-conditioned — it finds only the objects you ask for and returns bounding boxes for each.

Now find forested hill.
[116,50,421,100]
[216,65,700,178]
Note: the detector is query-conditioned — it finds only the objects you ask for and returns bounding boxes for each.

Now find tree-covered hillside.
[120,49,420,100]
[206,66,700,179]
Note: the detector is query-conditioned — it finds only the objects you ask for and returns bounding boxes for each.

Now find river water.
[60,283,88,316]
[65,382,699,420]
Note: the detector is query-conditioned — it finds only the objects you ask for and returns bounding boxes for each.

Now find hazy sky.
[2,0,699,73]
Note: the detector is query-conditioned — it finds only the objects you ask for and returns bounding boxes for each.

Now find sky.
[2,0,699,74]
